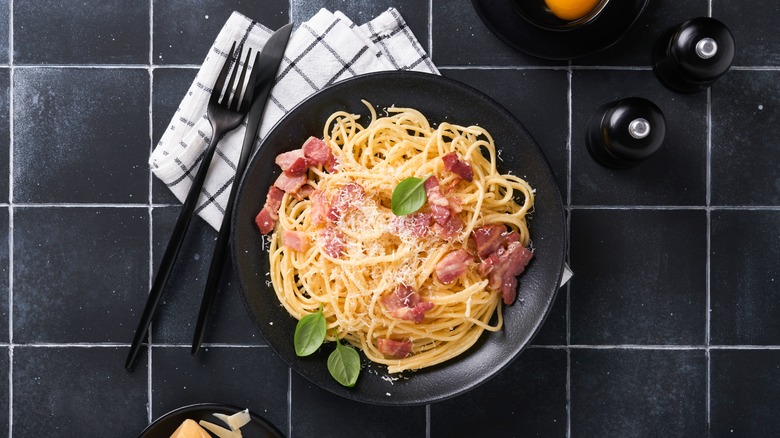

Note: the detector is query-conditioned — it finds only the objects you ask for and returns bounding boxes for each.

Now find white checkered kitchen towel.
[150,8,439,231]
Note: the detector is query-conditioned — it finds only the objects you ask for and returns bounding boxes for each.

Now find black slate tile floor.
[12,68,149,204]
[13,0,149,65]
[2,0,779,436]
[569,209,708,345]
[12,207,148,344]
[570,348,707,437]
[710,210,780,345]
[12,346,148,437]
[152,346,289,435]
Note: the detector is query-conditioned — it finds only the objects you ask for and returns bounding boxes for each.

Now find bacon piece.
[327,183,365,222]
[424,176,451,225]
[274,171,307,194]
[381,284,434,323]
[255,208,276,235]
[255,186,285,234]
[265,186,284,215]
[310,190,330,225]
[473,224,510,259]
[302,136,334,167]
[274,149,309,176]
[319,225,345,258]
[435,249,473,284]
[433,213,463,240]
[282,230,310,251]
[388,212,432,239]
[486,240,533,305]
[442,152,473,182]
[294,183,315,200]
[377,338,413,358]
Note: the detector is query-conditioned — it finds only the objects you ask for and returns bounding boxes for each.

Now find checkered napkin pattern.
[149,8,439,231]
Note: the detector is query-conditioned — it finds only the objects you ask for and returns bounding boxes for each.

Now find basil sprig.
[391,176,429,216]
[327,336,361,387]
[294,306,326,356]
[293,309,361,387]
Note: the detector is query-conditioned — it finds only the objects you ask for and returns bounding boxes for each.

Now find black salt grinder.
[653,17,735,93]
[586,97,666,169]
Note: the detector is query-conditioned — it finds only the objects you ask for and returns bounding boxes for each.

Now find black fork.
[125,42,257,371]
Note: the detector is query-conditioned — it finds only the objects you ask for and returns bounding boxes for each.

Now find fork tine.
[224,45,245,108]
[210,41,236,105]
[233,48,253,112]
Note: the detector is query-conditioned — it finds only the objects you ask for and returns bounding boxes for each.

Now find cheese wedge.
[169,419,212,438]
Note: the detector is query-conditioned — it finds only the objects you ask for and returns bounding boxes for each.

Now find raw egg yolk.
[544,0,601,21]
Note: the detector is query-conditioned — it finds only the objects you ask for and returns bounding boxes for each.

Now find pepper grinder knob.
[586,97,666,169]
[653,17,735,93]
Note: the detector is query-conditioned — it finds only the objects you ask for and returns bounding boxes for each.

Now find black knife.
[191,22,294,355]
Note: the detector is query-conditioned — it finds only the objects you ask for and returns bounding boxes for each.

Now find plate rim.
[231,70,567,405]
[138,402,284,438]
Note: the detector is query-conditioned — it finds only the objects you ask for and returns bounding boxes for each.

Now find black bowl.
[138,403,283,438]
[472,0,649,59]
[231,71,567,405]
[513,0,611,31]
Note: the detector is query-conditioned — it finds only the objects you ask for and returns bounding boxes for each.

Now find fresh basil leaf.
[327,340,361,387]
[294,307,326,356]
[391,176,428,216]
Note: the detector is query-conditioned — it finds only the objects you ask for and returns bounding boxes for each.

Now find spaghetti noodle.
[258,103,534,373]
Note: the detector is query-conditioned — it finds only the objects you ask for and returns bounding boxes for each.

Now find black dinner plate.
[231,71,566,405]
[471,0,649,60]
[138,403,284,437]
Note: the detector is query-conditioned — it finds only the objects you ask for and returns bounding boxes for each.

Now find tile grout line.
[706,5,713,435]
[147,0,154,426]
[7,0,13,436]
[565,61,573,438]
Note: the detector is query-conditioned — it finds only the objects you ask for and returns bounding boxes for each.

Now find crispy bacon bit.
[388,212,432,239]
[327,183,365,222]
[435,249,473,284]
[302,136,333,167]
[424,176,463,239]
[265,186,284,215]
[377,338,413,358]
[381,284,435,323]
[274,171,307,194]
[255,186,285,234]
[320,225,345,258]
[424,176,451,225]
[294,183,315,200]
[275,149,309,176]
[310,190,330,225]
[433,213,463,240]
[282,230,310,251]
[473,224,509,259]
[442,152,473,182]
[255,208,276,235]
[477,229,532,305]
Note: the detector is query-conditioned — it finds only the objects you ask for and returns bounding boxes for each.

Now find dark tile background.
[2,0,778,436]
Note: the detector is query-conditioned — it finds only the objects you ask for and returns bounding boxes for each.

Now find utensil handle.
[125,132,221,371]
[191,126,259,355]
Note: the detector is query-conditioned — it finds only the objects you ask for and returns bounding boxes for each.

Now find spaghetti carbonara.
[254,103,534,373]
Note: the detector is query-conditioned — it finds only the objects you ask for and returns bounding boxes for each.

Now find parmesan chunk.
[199,420,242,438]
[212,409,251,431]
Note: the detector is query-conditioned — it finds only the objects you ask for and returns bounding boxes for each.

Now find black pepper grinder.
[586,97,666,169]
[653,17,735,93]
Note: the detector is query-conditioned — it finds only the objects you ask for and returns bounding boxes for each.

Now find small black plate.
[138,403,284,437]
[471,0,649,60]
[231,71,566,405]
